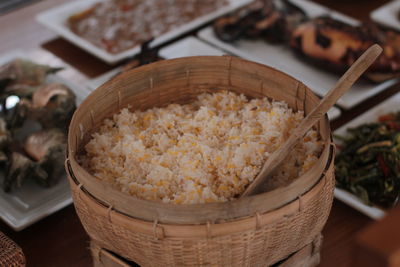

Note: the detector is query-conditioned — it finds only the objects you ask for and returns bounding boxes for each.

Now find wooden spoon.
[241,44,383,197]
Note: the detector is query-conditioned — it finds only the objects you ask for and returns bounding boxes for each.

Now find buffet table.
[0,0,398,266]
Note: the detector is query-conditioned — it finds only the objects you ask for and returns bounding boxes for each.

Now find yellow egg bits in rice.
[83,90,322,204]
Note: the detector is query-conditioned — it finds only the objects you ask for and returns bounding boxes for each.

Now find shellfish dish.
[0,59,76,192]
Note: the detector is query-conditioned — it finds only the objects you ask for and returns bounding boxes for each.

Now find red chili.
[377,153,390,177]
[379,114,396,122]
[385,121,400,130]
[120,4,133,11]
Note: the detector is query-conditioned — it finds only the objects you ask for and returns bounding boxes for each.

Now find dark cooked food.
[398,8,400,22]
[0,117,10,164]
[0,59,76,192]
[68,0,228,54]
[335,112,400,208]
[24,129,67,187]
[290,17,400,82]
[213,0,306,43]
[3,152,45,192]
[0,58,61,87]
[30,83,76,130]
[213,0,400,83]
[114,40,160,77]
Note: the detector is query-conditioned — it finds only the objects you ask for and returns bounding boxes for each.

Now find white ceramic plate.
[327,107,341,121]
[159,36,226,59]
[371,0,400,31]
[333,92,400,220]
[36,0,252,64]
[198,0,398,110]
[86,36,226,91]
[0,51,90,231]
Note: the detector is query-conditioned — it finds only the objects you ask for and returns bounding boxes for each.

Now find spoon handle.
[241,44,383,197]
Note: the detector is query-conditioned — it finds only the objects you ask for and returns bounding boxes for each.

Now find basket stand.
[90,234,322,267]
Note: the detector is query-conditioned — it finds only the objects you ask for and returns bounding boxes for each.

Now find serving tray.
[197,0,397,110]
[0,51,90,230]
[36,0,252,64]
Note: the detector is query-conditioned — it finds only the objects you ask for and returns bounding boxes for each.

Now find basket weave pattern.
[0,232,26,267]
[70,157,334,267]
[67,56,335,267]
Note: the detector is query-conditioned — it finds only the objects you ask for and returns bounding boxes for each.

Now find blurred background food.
[335,111,400,208]
[213,0,400,83]
[0,59,76,192]
[68,0,228,54]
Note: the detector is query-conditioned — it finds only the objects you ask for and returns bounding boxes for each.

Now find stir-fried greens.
[335,111,400,208]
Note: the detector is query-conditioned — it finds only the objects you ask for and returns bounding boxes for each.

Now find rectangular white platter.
[371,0,400,31]
[198,0,398,110]
[333,92,400,220]
[36,0,252,64]
[0,51,90,231]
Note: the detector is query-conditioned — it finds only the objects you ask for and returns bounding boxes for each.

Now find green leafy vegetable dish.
[335,112,400,208]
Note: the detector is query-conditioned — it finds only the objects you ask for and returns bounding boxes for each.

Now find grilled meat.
[213,0,306,43]
[213,0,400,83]
[290,16,400,82]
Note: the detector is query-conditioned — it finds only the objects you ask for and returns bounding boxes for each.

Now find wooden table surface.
[0,0,398,266]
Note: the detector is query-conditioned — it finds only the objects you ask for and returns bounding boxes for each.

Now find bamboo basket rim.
[67,143,335,238]
[67,56,333,224]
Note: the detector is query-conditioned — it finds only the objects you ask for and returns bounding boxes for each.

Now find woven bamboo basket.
[66,56,335,267]
[89,233,323,267]
[0,231,26,266]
